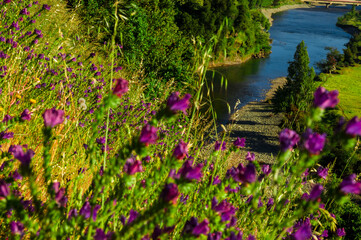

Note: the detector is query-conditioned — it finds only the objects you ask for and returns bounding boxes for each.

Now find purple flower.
[245,152,255,161]
[302,128,326,155]
[43,4,51,10]
[53,182,67,207]
[233,137,245,148]
[94,228,114,240]
[160,183,179,204]
[340,174,361,194]
[228,163,257,184]
[0,180,10,199]
[0,131,14,139]
[127,209,138,224]
[317,167,328,179]
[279,128,300,151]
[313,87,339,109]
[172,140,188,160]
[308,184,323,201]
[267,198,274,210]
[139,124,158,146]
[215,141,226,151]
[2,114,13,123]
[20,109,31,121]
[10,221,24,235]
[10,145,34,168]
[178,160,203,181]
[192,219,210,236]
[80,202,100,221]
[212,197,236,222]
[167,92,191,114]
[293,219,312,240]
[43,108,64,128]
[337,228,346,237]
[68,209,77,220]
[345,117,361,137]
[96,137,106,145]
[320,230,328,237]
[113,78,129,98]
[20,8,30,15]
[123,157,143,175]
[262,165,271,175]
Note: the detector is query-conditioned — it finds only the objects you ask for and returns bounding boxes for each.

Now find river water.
[208,6,352,124]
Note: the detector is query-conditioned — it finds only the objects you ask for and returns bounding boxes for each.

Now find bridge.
[303,0,361,7]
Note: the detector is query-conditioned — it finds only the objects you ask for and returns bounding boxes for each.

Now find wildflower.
[10,221,24,235]
[0,180,10,199]
[178,160,203,181]
[10,145,34,168]
[345,116,361,137]
[2,114,13,123]
[279,128,300,151]
[167,92,191,114]
[127,209,138,224]
[173,140,188,160]
[302,128,326,155]
[30,99,36,104]
[183,217,209,236]
[123,157,143,175]
[267,198,274,210]
[317,167,328,179]
[43,4,51,10]
[340,174,361,194]
[292,219,312,240]
[20,109,31,121]
[233,137,245,148]
[20,8,30,15]
[212,197,236,221]
[79,201,100,221]
[43,108,64,128]
[313,87,339,109]
[308,184,323,201]
[215,141,226,151]
[94,228,114,240]
[0,131,14,139]
[245,152,255,161]
[68,209,78,220]
[337,228,346,237]
[262,165,271,175]
[113,78,129,98]
[79,103,87,111]
[53,182,67,207]
[139,124,158,146]
[160,183,179,204]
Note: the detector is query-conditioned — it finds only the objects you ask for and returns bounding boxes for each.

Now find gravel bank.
[225,77,287,167]
[261,4,310,25]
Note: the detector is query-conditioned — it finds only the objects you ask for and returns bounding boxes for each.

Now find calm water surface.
[208,7,352,124]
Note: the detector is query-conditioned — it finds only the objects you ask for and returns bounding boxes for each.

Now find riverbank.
[224,77,287,167]
[261,4,310,25]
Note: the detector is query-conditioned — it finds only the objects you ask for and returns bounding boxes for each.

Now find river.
[207,6,352,124]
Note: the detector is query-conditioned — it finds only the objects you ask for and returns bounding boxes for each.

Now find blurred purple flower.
[245,152,255,161]
[279,128,300,151]
[302,128,326,155]
[160,183,179,204]
[20,8,30,15]
[212,197,236,222]
[123,157,143,175]
[293,218,312,240]
[228,163,257,184]
[0,131,14,139]
[94,228,114,240]
[113,78,128,98]
[267,198,274,210]
[0,180,10,199]
[262,165,271,175]
[80,202,100,221]
[308,184,323,201]
[139,124,158,146]
[337,228,346,237]
[314,87,339,109]
[317,167,328,179]
[173,140,188,160]
[10,221,24,235]
[215,141,226,151]
[43,4,51,10]
[10,145,34,168]
[192,219,209,236]
[345,116,361,137]
[20,109,31,121]
[2,114,13,123]
[43,108,64,128]
[96,137,106,145]
[53,182,67,207]
[68,209,77,220]
[340,174,361,194]
[167,92,191,114]
[178,160,203,181]
[127,209,138,224]
[233,137,245,148]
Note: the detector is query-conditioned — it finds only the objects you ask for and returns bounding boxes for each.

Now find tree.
[272,41,315,113]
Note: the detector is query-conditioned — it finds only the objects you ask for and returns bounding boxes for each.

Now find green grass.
[322,65,361,118]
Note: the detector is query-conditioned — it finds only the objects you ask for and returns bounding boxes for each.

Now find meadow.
[0,0,360,239]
